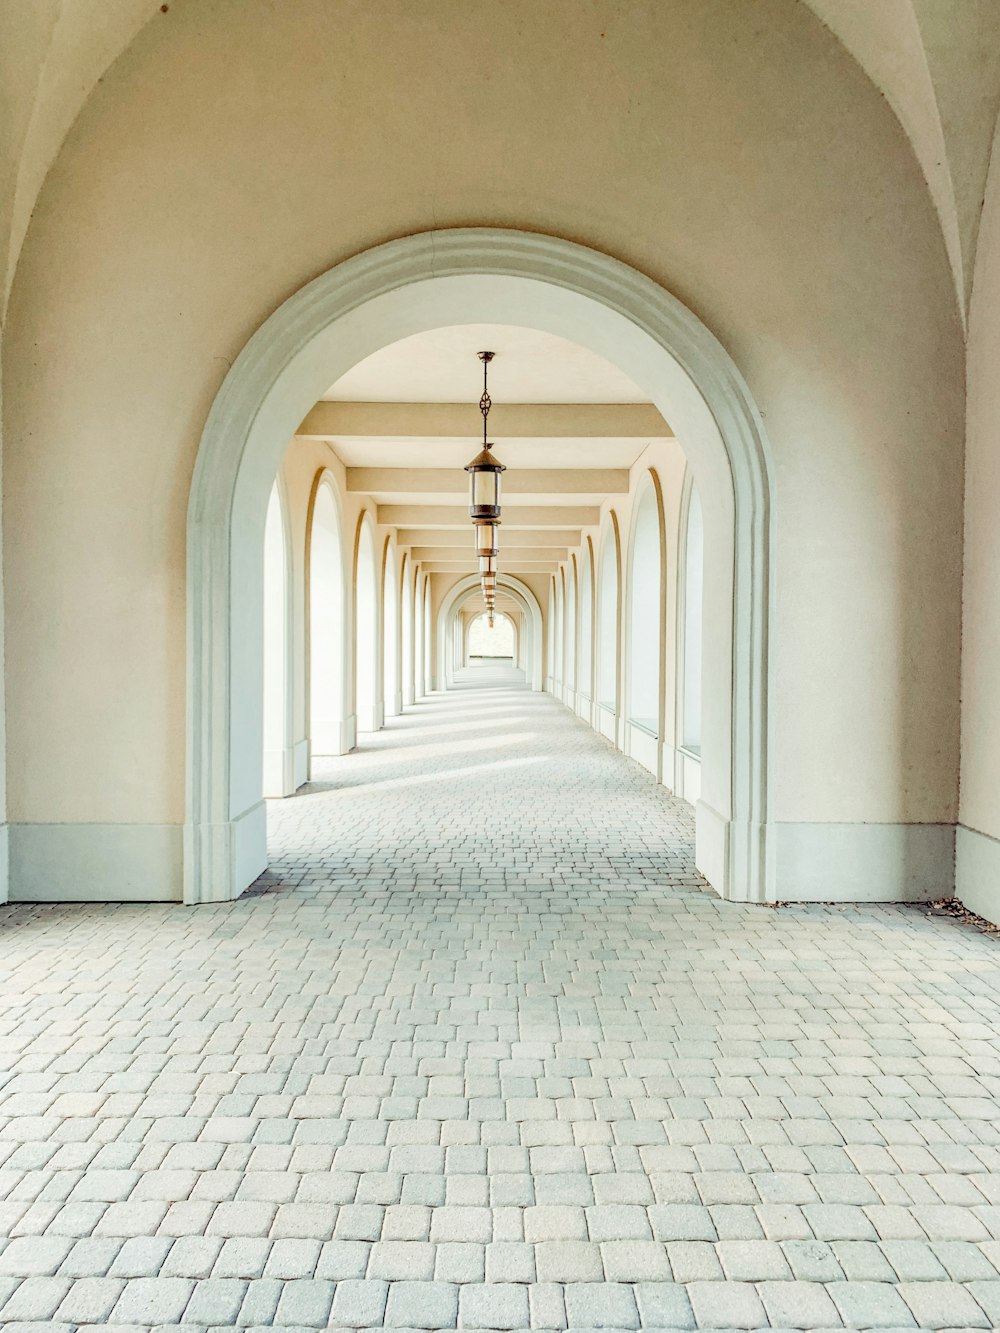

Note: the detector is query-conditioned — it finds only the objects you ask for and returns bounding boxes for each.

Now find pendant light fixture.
[465,352,505,520]
[464,350,507,610]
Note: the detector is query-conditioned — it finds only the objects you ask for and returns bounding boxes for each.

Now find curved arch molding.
[186,229,774,905]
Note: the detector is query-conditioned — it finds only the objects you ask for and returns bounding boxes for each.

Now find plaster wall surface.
[1,0,963,862]
[957,114,1000,923]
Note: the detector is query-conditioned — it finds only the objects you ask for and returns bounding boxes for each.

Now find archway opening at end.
[469,611,515,661]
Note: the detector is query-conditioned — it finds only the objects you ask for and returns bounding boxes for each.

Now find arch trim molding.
[185,227,774,905]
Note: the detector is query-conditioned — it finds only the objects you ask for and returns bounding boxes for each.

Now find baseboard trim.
[774,821,955,903]
[9,822,185,902]
[0,823,8,904]
[956,823,1000,926]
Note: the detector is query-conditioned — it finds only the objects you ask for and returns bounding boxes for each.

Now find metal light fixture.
[465,351,505,520]
[482,571,497,594]
[478,554,497,576]
[474,521,500,558]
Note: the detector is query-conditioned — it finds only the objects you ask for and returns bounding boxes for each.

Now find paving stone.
[329,1277,389,1326]
[534,1239,603,1282]
[54,1275,126,1323]
[0,1235,74,1276]
[183,1277,247,1323]
[458,1281,529,1329]
[684,1279,767,1329]
[5,686,1000,1333]
[272,1277,334,1326]
[828,1278,918,1328]
[633,1280,695,1329]
[757,1278,841,1329]
[897,1280,990,1329]
[0,1276,72,1321]
[111,1277,195,1324]
[383,1278,459,1328]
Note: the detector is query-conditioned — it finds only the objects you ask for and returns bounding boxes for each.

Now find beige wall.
[957,113,1000,919]
[1,0,964,864]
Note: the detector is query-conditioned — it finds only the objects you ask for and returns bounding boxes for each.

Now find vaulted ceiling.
[4,0,999,323]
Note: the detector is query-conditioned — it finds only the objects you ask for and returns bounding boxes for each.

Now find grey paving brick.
[329,1277,389,1326]
[111,1276,195,1324]
[184,1277,247,1324]
[272,1277,334,1326]
[458,1281,529,1329]
[383,1278,459,1328]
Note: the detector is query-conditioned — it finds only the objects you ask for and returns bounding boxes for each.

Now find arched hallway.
[1,683,1000,1331]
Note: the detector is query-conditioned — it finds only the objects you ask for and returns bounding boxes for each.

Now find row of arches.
[260,472,435,798]
[547,471,704,797]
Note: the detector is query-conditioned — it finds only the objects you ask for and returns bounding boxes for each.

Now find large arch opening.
[187,229,772,905]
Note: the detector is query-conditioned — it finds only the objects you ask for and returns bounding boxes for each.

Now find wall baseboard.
[774,821,955,903]
[8,822,185,902]
[0,823,8,904]
[956,823,1000,926]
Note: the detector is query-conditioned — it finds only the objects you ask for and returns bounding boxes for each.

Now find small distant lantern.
[465,352,505,520]
[487,611,496,629]
[482,571,497,595]
[474,521,500,558]
[479,554,497,575]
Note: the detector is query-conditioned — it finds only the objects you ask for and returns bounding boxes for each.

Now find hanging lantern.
[479,554,497,576]
[482,571,497,595]
[487,611,496,629]
[465,351,505,520]
[474,521,500,558]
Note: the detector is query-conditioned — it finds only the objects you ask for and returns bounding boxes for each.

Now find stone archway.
[186,229,774,905]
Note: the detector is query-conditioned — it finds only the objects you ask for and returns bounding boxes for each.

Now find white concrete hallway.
[1,682,1000,1332]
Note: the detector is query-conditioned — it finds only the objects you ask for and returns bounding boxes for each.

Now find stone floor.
[1,672,1000,1333]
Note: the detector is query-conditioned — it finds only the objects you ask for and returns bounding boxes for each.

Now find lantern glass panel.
[474,522,499,556]
[471,469,500,510]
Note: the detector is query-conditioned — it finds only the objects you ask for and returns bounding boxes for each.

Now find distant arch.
[307,471,349,764]
[596,512,622,722]
[382,537,400,717]
[579,537,595,714]
[438,573,544,691]
[353,511,379,733]
[262,478,294,796]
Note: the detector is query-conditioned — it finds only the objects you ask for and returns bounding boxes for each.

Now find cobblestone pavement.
[1,674,1000,1332]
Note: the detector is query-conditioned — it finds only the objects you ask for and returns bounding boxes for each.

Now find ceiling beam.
[348,468,628,495]
[395,527,580,547]
[379,504,601,527]
[410,546,567,563]
[298,401,670,439]
[420,561,559,574]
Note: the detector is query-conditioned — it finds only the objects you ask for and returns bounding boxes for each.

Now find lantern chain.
[478,350,494,445]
